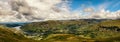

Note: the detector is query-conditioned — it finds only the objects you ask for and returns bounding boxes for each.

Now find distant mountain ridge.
[0,22,29,27]
[0,19,107,27]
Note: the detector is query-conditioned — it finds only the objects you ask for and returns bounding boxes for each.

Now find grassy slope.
[89,20,120,42]
[0,26,39,42]
[20,20,120,42]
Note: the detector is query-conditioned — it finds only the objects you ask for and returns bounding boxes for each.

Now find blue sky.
[70,0,120,12]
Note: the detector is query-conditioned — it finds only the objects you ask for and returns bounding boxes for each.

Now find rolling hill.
[0,25,38,42]
[1,19,120,42]
[20,19,120,42]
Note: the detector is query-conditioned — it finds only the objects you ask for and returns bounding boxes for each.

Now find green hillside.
[20,20,120,42]
[21,20,88,35]
[0,26,38,42]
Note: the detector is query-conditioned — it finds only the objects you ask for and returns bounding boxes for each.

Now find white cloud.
[0,0,74,22]
[83,8,94,12]
[0,0,119,22]
[84,9,120,19]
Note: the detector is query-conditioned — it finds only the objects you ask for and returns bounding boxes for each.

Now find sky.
[0,0,119,22]
[70,0,120,12]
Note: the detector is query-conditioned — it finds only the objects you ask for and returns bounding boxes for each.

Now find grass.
[20,19,120,42]
[0,26,39,42]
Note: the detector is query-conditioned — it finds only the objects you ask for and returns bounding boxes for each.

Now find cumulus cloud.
[83,8,94,12]
[0,0,75,22]
[85,9,120,19]
[0,0,119,22]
